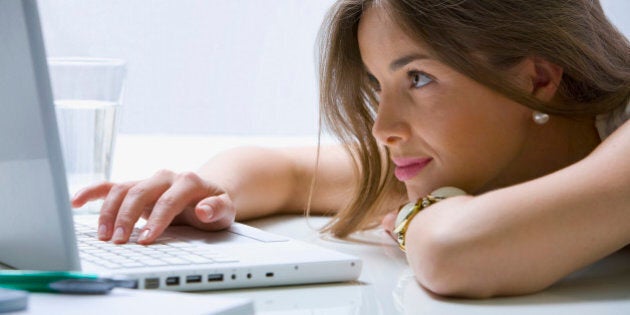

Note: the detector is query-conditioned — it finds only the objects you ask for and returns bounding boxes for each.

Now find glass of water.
[48,57,126,213]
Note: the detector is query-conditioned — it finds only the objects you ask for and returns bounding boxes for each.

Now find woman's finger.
[137,172,211,245]
[194,194,235,228]
[111,171,176,244]
[97,182,136,241]
[71,181,117,208]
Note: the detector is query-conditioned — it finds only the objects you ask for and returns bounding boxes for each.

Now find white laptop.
[0,0,362,293]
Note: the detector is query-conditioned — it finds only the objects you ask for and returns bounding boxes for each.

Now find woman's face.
[358,7,534,200]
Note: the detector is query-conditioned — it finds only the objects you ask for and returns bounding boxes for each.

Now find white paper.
[16,288,253,315]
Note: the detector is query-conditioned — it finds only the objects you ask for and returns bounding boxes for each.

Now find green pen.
[0,270,136,294]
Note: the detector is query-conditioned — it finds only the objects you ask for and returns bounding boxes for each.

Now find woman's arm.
[72,144,357,244]
[196,145,357,221]
[405,120,630,298]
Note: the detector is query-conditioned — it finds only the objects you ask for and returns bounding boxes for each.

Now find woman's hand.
[71,169,236,245]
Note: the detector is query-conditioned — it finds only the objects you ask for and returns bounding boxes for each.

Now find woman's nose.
[371,93,410,147]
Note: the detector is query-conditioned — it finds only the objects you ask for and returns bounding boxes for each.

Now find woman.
[72,0,630,298]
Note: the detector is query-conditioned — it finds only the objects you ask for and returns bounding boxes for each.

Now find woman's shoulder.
[596,101,630,140]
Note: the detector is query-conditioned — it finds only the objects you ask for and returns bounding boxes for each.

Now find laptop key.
[75,223,240,269]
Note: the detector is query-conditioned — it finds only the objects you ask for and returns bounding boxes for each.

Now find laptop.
[0,0,362,292]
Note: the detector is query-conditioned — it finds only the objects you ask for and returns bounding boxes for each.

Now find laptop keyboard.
[74,222,238,270]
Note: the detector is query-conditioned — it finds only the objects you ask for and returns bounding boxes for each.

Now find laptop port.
[165,276,180,286]
[186,275,202,283]
[265,272,274,278]
[208,274,224,282]
[144,277,160,289]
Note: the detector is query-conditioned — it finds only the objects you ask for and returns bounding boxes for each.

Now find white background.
[37,0,630,136]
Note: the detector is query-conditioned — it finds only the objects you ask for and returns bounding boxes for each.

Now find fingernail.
[199,204,213,219]
[113,227,125,242]
[72,188,84,200]
[98,224,108,239]
[138,229,151,243]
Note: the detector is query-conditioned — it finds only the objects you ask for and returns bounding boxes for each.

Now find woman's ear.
[517,57,564,102]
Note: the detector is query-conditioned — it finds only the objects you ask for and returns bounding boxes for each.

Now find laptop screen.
[0,0,80,271]
[0,3,362,296]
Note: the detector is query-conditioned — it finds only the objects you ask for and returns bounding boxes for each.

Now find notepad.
[21,288,253,315]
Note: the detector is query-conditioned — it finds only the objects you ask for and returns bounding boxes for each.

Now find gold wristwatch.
[393,187,466,252]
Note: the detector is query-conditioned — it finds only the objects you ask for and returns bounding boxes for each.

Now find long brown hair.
[316,0,630,237]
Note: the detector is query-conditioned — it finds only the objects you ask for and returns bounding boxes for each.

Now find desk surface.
[107,134,630,314]
[233,215,630,315]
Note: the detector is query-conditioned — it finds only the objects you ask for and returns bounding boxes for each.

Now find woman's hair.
[316,0,630,237]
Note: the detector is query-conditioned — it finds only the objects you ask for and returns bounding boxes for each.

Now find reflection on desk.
[111,135,630,314]
[211,215,630,315]
[399,249,630,315]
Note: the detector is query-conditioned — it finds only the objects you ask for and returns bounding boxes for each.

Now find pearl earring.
[532,111,550,125]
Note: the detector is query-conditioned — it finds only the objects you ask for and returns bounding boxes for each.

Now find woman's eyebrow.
[389,54,430,72]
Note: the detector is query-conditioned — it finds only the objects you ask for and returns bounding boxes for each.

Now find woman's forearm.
[405,121,630,298]
[197,145,357,221]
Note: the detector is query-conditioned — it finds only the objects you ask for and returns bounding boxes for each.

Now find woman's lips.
[393,157,433,181]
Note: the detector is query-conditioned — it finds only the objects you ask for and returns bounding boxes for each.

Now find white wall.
[601,0,630,36]
[37,0,630,136]
[38,0,336,136]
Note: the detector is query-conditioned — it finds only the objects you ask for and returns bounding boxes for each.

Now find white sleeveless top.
[595,101,630,140]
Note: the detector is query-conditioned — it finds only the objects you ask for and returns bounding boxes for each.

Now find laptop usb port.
[265,272,274,278]
[165,276,180,286]
[186,275,202,283]
[208,274,224,282]
[144,277,160,289]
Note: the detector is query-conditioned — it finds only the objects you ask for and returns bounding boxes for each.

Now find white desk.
[108,134,630,314]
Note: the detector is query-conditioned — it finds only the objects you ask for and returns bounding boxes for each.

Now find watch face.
[431,186,466,198]
[395,201,417,227]
[393,187,467,251]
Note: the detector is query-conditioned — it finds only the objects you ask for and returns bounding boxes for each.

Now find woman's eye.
[411,72,432,88]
